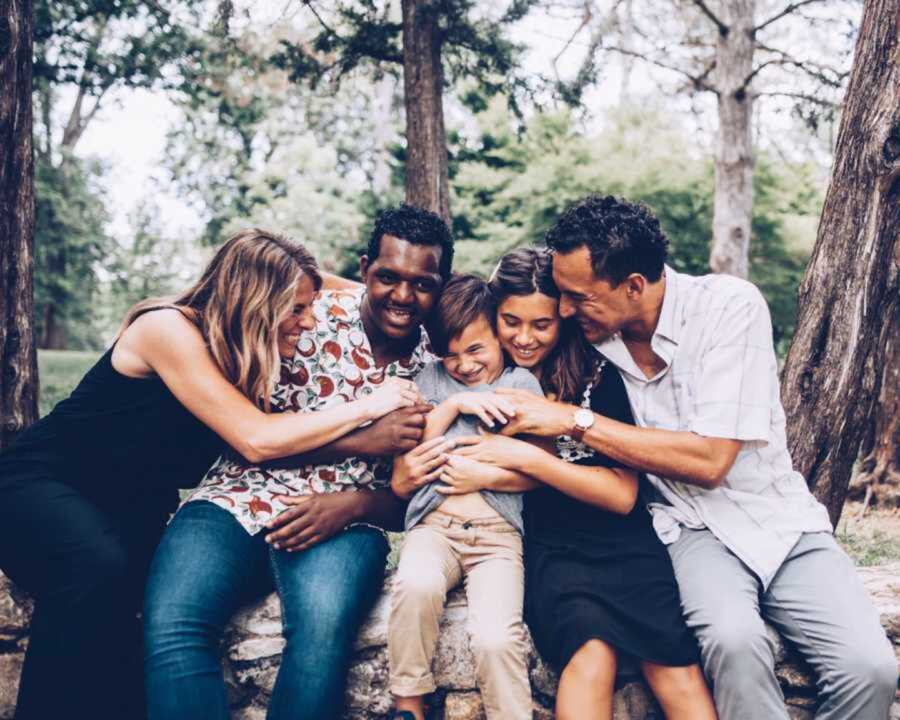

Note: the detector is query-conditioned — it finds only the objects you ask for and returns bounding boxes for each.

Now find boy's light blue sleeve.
[413,361,444,405]
[509,367,545,397]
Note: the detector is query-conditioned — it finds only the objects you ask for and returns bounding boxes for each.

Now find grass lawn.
[37,349,101,417]
[35,350,899,569]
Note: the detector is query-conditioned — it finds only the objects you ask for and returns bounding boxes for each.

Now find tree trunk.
[781,0,900,525]
[709,0,755,278]
[40,302,66,350]
[401,0,451,224]
[0,0,39,448]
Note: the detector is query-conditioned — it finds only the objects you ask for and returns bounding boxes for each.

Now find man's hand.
[265,492,362,552]
[494,388,573,437]
[390,436,454,499]
[358,403,433,456]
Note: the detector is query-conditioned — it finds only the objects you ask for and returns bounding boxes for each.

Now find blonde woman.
[0,229,417,720]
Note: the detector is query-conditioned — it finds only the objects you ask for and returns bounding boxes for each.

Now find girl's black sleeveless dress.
[524,362,699,671]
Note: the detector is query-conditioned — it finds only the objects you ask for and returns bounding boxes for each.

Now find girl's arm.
[116,309,418,463]
[452,434,638,515]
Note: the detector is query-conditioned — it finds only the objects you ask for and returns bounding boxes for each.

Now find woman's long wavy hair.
[120,228,322,410]
[489,247,595,403]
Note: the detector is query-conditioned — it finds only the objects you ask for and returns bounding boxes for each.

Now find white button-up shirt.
[596,265,832,588]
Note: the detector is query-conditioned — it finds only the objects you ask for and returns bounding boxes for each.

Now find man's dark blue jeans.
[143,500,389,720]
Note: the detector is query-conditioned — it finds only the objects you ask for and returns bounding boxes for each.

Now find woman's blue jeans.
[143,500,389,720]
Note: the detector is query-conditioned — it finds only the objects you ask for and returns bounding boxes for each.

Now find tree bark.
[0,0,39,448]
[401,0,451,224]
[709,0,755,278]
[781,0,900,525]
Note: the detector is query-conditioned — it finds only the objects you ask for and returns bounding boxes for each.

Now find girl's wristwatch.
[572,408,595,441]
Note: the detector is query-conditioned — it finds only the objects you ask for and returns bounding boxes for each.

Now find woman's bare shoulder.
[114,308,204,377]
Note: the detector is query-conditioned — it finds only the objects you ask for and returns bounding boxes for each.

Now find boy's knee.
[469,621,524,663]
[392,569,446,610]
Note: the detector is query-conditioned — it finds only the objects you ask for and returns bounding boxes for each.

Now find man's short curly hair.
[544,194,669,285]
[368,204,454,279]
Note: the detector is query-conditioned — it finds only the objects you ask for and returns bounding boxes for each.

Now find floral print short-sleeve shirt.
[185,288,434,535]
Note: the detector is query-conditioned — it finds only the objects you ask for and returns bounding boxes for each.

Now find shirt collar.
[594,264,680,381]
[654,265,681,346]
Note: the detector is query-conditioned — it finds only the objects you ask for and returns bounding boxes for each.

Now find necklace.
[578,357,607,409]
[556,357,607,461]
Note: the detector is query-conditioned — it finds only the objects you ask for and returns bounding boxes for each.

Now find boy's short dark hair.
[427,274,496,357]
[368,204,455,279]
[545,194,669,285]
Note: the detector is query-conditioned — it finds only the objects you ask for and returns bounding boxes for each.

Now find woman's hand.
[359,378,423,421]
[452,433,538,472]
[450,392,516,429]
[434,455,495,495]
[390,436,454,499]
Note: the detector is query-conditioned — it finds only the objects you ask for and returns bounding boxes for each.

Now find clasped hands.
[391,389,572,498]
[265,388,571,550]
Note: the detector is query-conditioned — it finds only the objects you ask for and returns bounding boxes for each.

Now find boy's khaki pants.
[388,511,532,720]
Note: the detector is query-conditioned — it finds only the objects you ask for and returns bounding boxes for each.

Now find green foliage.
[166,25,381,253]
[33,0,202,93]
[449,102,820,349]
[837,525,900,567]
[270,1,546,120]
[37,350,100,417]
[95,202,198,340]
[33,156,112,350]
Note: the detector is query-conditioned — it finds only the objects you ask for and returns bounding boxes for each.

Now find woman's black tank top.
[0,338,223,504]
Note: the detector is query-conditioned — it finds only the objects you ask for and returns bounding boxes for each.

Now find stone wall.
[1,565,898,719]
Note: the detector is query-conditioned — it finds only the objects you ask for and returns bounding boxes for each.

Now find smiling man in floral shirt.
[147,205,455,720]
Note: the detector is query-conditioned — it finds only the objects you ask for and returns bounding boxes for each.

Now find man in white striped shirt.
[491,195,896,719]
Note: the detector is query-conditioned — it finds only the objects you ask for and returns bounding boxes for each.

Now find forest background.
[7,0,898,549]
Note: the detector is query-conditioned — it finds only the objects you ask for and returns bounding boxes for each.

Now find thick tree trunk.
[709,0,755,278]
[850,304,899,509]
[781,0,900,525]
[401,0,451,224]
[0,0,39,448]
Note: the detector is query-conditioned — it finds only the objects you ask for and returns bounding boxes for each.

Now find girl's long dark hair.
[489,247,595,403]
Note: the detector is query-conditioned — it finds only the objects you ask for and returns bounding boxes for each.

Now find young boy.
[388,274,541,720]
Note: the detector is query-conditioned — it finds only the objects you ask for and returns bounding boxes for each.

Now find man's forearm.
[581,415,739,489]
[353,488,406,531]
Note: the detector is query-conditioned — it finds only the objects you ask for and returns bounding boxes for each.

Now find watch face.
[574,408,594,430]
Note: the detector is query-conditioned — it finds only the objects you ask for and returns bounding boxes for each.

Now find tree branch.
[552,2,593,84]
[605,45,717,93]
[688,0,729,36]
[756,90,838,107]
[754,0,826,33]
[751,44,847,88]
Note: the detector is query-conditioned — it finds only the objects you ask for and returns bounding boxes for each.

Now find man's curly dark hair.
[544,194,669,285]
[367,204,454,279]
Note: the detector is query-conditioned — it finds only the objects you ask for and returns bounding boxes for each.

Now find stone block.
[443,691,485,720]
[0,564,898,719]
[0,652,23,720]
